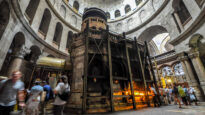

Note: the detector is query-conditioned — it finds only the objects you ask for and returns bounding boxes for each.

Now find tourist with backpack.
[25,80,46,115]
[41,81,54,115]
[178,85,188,106]
[188,87,198,105]
[172,83,182,108]
[53,75,70,115]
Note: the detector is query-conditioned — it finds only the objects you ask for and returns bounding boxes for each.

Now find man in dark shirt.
[42,81,53,115]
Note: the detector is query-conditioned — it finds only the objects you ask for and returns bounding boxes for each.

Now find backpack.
[58,87,70,101]
[178,87,186,97]
[172,86,178,94]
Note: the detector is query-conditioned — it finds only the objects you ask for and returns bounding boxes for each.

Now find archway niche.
[71,15,77,26]
[66,31,73,50]
[0,32,25,76]
[60,5,66,18]
[24,45,41,63]
[106,12,110,19]
[53,22,63,47]
[25,0,40,24]
[115,10,121,18]
[73,1,79,12]
[0,1,10,40]
[189,34,205,67]
[125,5,131,14]
[138,25,173,56]
[38,9,51,39]
[172,0,191,32]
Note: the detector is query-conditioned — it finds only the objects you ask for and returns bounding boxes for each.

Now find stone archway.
[189,34,205,68]
[0,32,26,76]
[24,45,41,63]
[138,25,173,56]
[66,31,73,50]
[53,22,63,48]
[25,0,40,24]
[188,34,205,100]
[38,9,52,39]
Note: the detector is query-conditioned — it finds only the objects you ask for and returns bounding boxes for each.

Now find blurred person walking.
[42,81,53,102]
[168,86,173,104]
[0,71,25,115]
[53,75,70,115]
[25,80,45,115]
[172,83,182,108]
[165,86,170,104]
[41,81,53,115]
[149,85,160,107]
[183,85,191,105]
[188,87,198,105]
[178,85,188,106]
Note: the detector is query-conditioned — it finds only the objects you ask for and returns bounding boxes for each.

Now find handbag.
[190,94,196,101]
[58,88,70,101]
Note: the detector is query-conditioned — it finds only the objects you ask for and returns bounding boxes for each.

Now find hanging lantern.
[93,77,97,83]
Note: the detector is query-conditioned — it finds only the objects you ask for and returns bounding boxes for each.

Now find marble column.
[189,51,205,94]
[7,45,30,77]
[178,56,191,84]
[178,54,203,100]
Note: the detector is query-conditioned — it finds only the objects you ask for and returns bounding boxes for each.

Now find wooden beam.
[134,37,149,107]
[82,22,89,113]
[107,26,114,112]
[145,41,161,105]
[124,33,136,109]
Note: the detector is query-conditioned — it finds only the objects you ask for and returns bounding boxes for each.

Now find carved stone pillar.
[189,51,205,96]
[178,53,203,100]
[178,56,191,84]
[7,45,30,77]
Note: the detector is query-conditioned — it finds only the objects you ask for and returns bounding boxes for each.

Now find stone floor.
[46,102,205,115]
[95,103,205,115]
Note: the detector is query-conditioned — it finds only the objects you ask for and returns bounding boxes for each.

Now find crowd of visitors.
[0,70,200,115]
[0,71,70,115]
[150,83,198,108]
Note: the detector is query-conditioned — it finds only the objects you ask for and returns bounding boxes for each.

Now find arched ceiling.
[72,0,137,12]
[68,0,144,19]
[83,0,124,6]
[80,0,125,8]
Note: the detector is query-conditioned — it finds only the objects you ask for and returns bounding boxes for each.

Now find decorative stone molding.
[11,0,70,57]
[177,55,188,62]
[188,51,200,59]
[151,50,177,65]
[15,45,30,59]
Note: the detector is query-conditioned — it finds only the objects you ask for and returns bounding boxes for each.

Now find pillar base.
[66,92,83,114]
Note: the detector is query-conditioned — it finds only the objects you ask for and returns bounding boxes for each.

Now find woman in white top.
[53,75,70,115]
